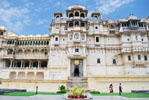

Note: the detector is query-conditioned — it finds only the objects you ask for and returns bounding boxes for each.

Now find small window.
[95,26,98,29]
[96,37,99,42]
[139,23,143,27]
[0,32,3,35]
[94,16,98,19]
[97,58,100,64]
[69,22,73,27]
[69,34,73,40]
[128,55,131,61]
[113,59,116,64]
[75,21,79,26]
[75,12,79,16]
[44,51,48,55]
[55,37,58,41]
[141,38,144,41]
[69,13,73,18]
[81,34,85,40]
[75,48,79,53]
[135,35,138,40]
[110,25,115,29]
[55,25,59,29]
[138,55,141,60]
[56,16,60,19]
[144,55,147,61]
[81,22,85,27]
[80,13,85,18]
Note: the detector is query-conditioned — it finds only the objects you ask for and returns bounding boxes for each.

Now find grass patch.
[1,92,149,98]
[0,92,66,96]
[91,93,149,98]
[1,92,36,96]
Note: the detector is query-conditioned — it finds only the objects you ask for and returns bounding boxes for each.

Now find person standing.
[119,83,122,95]
[109,84,113,93]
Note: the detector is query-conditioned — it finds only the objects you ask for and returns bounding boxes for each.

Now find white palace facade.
[0,5,149,92]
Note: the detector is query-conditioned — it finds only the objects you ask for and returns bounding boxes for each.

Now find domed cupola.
[54,11,63,18]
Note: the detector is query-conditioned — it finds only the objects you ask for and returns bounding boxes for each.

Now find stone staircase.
[67,77,88,88]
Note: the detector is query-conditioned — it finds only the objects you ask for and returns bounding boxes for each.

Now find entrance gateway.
[70,59,83,77]
[68,59,87,88]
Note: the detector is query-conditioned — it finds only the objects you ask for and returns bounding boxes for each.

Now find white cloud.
[54,1,61,6]
[37,19,48,25]
[0,1,10,8]
[0,1,30,33]
[96,0,134,15]
[25,2,34,7]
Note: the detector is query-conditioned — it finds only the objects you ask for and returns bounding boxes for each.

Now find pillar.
[29,61,32,68]
[38,60,40,69]
[10,60,12,68]
[21,60,23,68]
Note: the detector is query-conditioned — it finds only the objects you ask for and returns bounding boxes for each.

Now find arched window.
[75,21,79,26]
[7,49,13,54]
[75,12,79,16]
[33,61,38,67]
[81,22,85,27]
[6,60,11,67]
[17,61,21,67]
[97,58,100,63]
[25,61,29,67]
[80,13,85,18]
[69,13,73,18]
[47,41,49,45]
[55,37,58,41]
[41,41,43,45]
[113,59,116,64]
[9,72,16,79]
[56,16,60,19]
[36,72,44,80]
[41,61,47,68]
[69,22,73,27]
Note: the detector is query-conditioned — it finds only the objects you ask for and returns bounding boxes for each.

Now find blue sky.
[0,0,148,35]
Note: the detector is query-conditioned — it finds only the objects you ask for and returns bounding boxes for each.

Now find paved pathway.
[0,95,149,100]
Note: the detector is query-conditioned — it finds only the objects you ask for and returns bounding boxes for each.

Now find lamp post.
[36,86,38,95]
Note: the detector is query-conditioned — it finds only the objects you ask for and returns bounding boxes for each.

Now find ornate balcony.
[14,54,48,59]
[0,54,14,59]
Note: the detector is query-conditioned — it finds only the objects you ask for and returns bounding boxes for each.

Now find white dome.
[68,5,85,10]
[128,14,138,20]
[0,26,7,31]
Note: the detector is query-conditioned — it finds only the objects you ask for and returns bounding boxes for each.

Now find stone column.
[29,61,32,68]
[38,60,40,69]
[21,60,23,68]
[16,72,18,79]
[25,72,27,79]
[10,60,12,68]
[34,72,36,80]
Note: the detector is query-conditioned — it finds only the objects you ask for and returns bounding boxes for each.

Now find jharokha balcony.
[0,54,48,59]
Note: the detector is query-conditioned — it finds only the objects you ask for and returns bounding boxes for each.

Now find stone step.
[67,77,88,88]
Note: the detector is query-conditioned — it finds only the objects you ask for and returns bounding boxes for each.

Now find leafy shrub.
[57,85,66,93]
[68,86,86,96]
[90,90,100,94]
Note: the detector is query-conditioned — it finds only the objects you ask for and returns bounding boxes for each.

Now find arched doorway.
[36,72,44,80]
[18,72,25,79]
[9,72,16,79]
[70,59,83,77]
[27,72,34,79]
[74,66,80,77]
